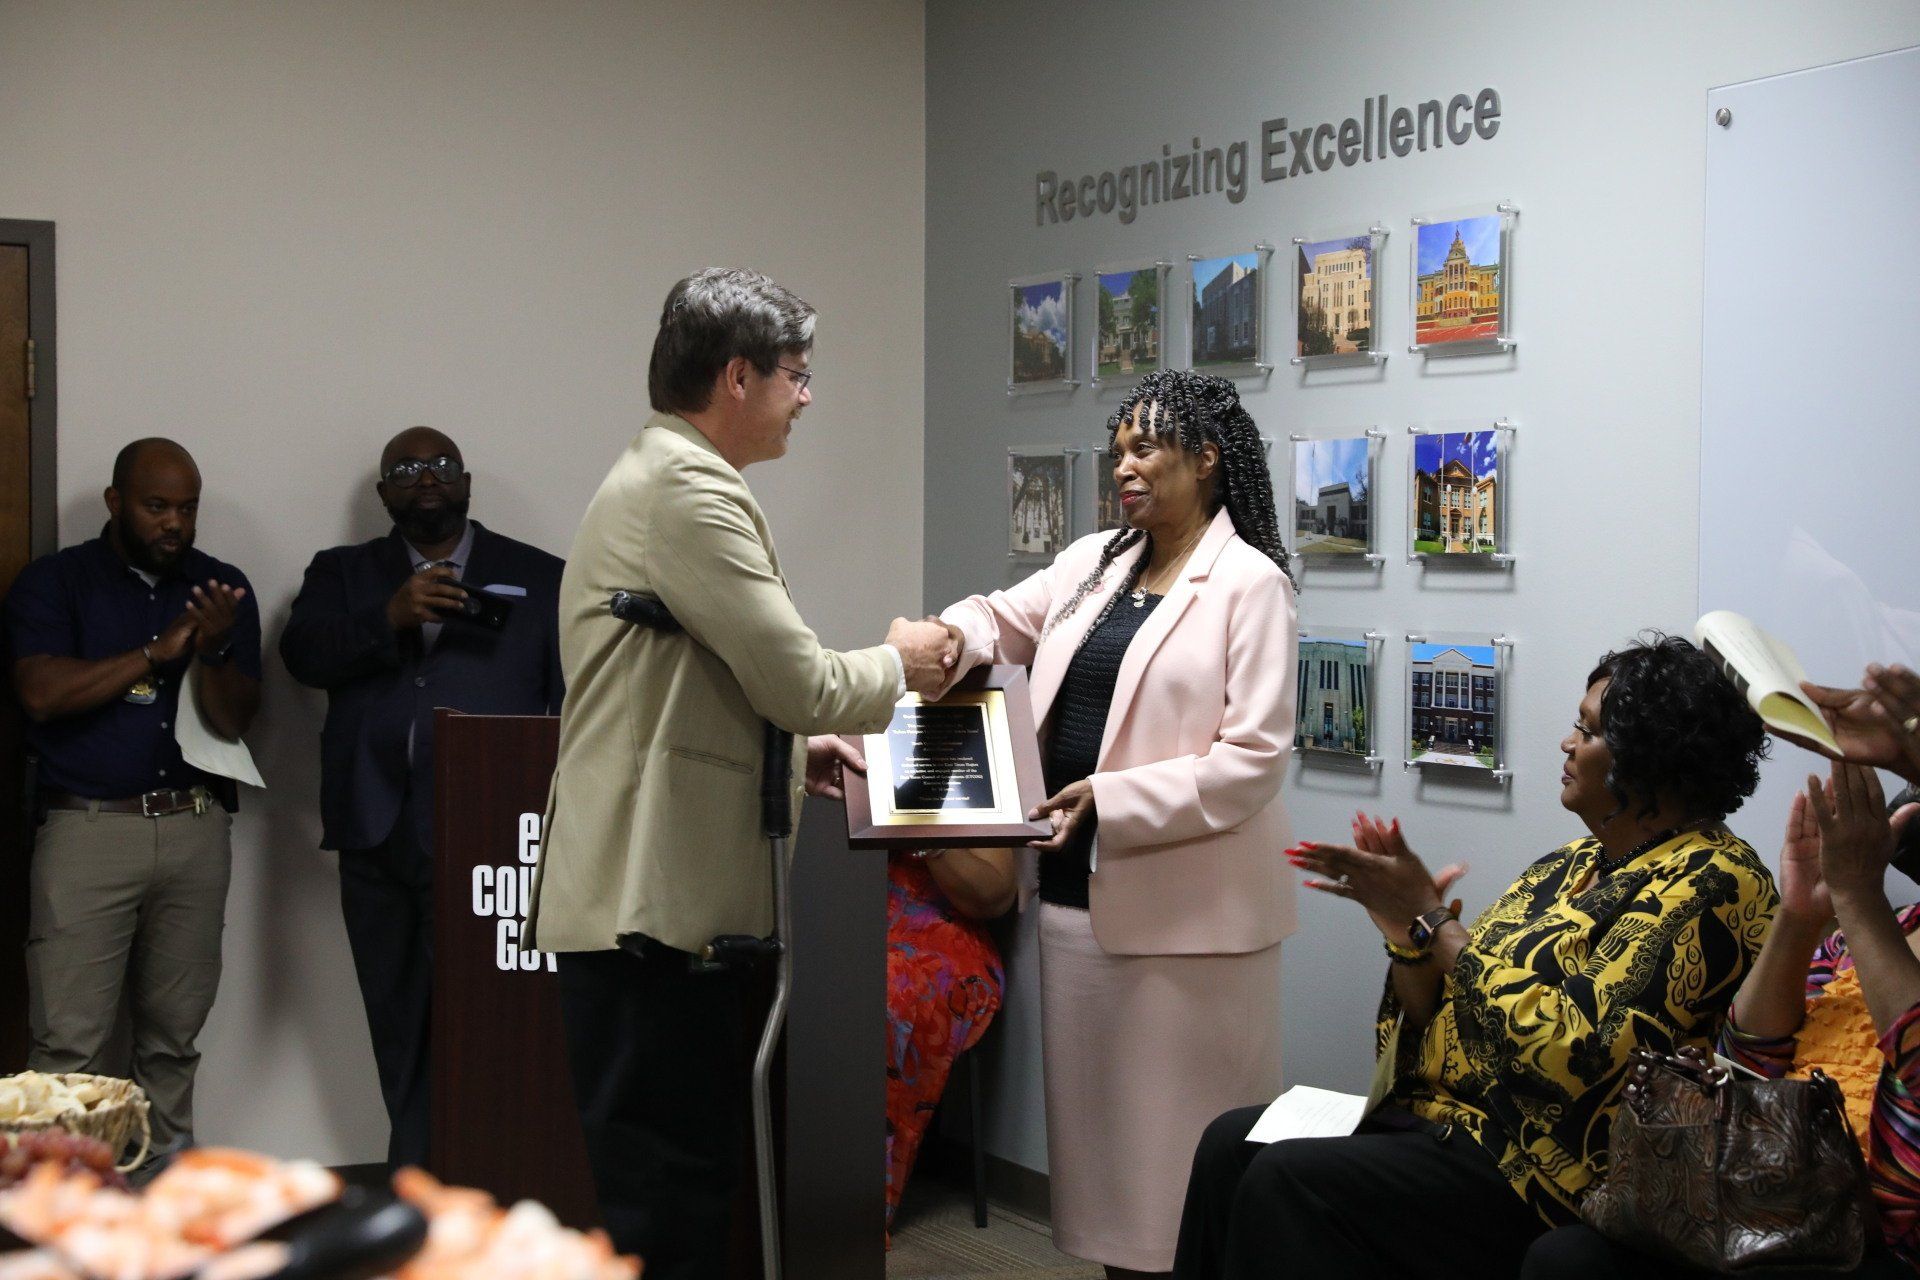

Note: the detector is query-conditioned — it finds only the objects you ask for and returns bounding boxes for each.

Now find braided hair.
[1044,370,1292,639]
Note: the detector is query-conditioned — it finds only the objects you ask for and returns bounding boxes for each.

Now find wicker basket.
[0,1073,152,1172]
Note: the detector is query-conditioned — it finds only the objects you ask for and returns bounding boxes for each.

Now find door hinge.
[23,339,35,400]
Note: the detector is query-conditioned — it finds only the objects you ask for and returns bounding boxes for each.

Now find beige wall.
[0,0,925,1163]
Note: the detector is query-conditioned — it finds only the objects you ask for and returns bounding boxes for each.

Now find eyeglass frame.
[382,454,466,488]
[775,363,814,392]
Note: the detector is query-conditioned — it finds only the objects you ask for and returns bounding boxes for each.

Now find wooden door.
[0,244,31,1071]
[0,219,53,1074]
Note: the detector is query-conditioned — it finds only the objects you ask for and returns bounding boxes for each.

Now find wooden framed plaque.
[842,665,1050,848]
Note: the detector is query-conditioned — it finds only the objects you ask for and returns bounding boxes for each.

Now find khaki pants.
[26,803,232,1146]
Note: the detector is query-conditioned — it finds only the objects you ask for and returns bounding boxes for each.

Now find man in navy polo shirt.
[3,437,261,1152]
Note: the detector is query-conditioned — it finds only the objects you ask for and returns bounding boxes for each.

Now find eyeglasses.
[776,364,813,392]
[384,455,465,488]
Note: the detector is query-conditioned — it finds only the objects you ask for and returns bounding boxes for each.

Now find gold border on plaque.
[861,689,1027,826]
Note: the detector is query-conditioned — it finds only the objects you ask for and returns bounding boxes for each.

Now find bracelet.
[141,643,159,672]
[1384,939,1431,965]
[909,849,947,861]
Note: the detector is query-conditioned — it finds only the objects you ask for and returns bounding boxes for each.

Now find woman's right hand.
[1776,789,1831,927]
[1352,813,1467,932]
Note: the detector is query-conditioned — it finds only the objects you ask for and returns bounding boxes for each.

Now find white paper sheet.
[175,664,266,789]
[1244,1085,1369,1144]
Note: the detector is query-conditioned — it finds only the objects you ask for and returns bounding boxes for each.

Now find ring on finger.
[1905,714,1919,735]
[1336,873,1351,887]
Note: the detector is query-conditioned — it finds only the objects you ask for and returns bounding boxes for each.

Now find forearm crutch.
[699,723,793,1280]
[746,722,793,1280]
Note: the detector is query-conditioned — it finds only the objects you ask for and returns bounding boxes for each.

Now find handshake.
[884,616,967,698]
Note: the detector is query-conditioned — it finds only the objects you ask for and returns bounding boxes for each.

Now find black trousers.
[1519,1225,1912,1279]
[1172,1105,1548,1279]
[557,941,753,1280]
[338,808,433,1170]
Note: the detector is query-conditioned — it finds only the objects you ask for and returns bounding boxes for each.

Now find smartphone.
[451,583,513,631]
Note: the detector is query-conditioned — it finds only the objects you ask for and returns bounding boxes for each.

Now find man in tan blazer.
[528,267,954,1279]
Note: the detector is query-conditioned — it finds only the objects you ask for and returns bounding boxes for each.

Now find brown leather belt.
[44,787,212,818]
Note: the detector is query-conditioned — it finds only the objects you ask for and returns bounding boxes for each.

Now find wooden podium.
[430,711,597,1228]
[432,711,886,1279]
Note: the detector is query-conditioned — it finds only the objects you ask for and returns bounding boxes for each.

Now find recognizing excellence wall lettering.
[1034,87,1502,227]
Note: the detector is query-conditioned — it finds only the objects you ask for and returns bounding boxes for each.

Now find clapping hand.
[1791,664,1920,784]
[1288,812,1467,944]
[1807,761,1901,909]
[1775,788,1831,927]
[149,608,200,666]
[185,579,247,657]
[805,735,865,801]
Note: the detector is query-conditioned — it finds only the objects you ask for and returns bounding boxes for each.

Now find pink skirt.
[1038,902,1284,1271]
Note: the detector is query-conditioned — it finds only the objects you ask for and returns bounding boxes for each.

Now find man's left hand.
[186,580,248,657]
[805,735,865,801]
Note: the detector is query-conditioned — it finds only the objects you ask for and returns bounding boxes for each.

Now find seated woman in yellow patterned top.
[1170,635,1779,1280]
[1525,665,1920,1278]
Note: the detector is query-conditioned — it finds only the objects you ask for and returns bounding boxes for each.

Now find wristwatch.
[1407,905,1458,952]
[199,639,235,667]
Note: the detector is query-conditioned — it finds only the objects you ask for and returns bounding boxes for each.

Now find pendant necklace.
[1130,524,1206,607]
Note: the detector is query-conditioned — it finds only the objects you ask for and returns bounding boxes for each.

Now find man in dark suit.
[282,426,563,1168]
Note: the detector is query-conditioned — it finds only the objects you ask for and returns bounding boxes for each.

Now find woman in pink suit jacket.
[941,371,1297,1279]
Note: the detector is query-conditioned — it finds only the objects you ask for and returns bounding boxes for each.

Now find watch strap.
[1408,905,1459,951]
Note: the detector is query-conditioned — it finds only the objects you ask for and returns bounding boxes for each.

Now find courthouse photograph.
[1096,268,1161,377]
[1408,643,1499,768]
[1414,215,1504,345]
[1296,235,1373,356]
[1412,429,1500,555]
[1295,638,1371,755]
[1292,436,1372,556]
[1190,251,1262,367]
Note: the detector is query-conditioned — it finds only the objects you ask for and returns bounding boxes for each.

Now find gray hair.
[648,267,817,414]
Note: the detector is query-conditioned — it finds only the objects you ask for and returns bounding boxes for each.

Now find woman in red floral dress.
[886,847,1017,1233]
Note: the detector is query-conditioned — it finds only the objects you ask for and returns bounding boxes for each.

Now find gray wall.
[925,1,1920,1174]
[1,0,925,1165]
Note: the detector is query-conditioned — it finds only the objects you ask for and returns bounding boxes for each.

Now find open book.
[1692,611,1839,755]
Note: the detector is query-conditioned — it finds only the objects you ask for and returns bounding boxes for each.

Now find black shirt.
[1039,592,1161,909]
[2,529,261,801]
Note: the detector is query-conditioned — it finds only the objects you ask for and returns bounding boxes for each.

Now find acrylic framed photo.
[1092,441,1125,533]
[1291,226,1387,367]
[843,666,1052,848]
[1290,431,1384,565]
[1404,633,1512,780]
[1091,260,1169,389]
[1409,202,1516,356]
[1009,272,1078,394]
[1407,421,1514,565]
[1296,630,1384,767]
[1188,244,1273,376]
[1008,446,1076,559]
